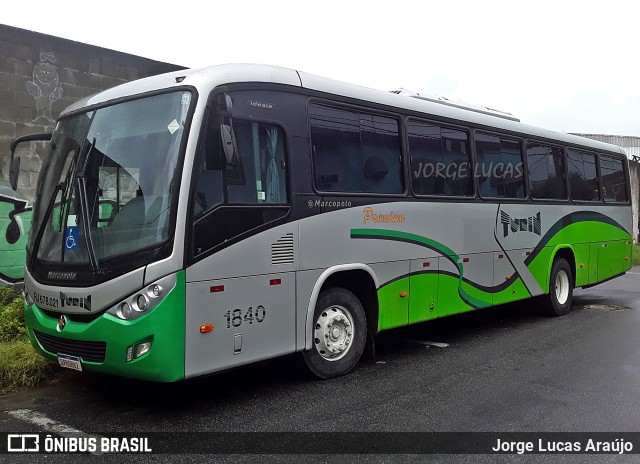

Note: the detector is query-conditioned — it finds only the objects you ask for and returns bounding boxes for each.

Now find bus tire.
[303,287,367,379]
[544,258,573,317]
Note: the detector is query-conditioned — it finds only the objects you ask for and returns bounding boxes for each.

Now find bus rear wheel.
[303,287,367,379]
[544,258,573,317]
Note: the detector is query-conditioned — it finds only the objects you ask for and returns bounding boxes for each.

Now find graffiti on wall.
[26,49,63,123]
[1,49,62,285]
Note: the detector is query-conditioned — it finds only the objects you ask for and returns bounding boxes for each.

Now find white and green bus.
[13,64,632,381]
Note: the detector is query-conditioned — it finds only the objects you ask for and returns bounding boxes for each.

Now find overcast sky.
[4,0,639,137]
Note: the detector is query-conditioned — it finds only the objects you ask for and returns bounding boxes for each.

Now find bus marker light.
[200,324,214,333]
[526,251,531,256]
[422,262,430,267]
[270,279,281,286]
[210,285,224,293]
[399,291,408,297]
[625,257,629,261]
[150,284,162,298]
[580,263,585,268]
[498,254,504,259]
[463,258,469,263]
[505,275,511,280]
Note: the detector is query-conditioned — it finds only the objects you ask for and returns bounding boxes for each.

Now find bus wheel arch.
[303,265,378,378]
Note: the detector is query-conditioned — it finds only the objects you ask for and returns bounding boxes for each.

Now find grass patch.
[0,286,57,394]
[0,339,54,395]
[633,245,640,267]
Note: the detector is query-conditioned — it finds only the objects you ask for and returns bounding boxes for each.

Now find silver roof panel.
[60,63,625,156]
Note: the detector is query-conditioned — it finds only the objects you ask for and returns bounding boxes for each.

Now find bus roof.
[61,63,626,157]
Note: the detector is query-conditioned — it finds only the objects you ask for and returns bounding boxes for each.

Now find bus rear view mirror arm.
[9,133,52,190]
[220,124,238,167]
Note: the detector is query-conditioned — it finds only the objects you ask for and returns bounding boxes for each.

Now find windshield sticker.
[181,93,191,105]
[257,191,266,201]
[65,227,79,250]
[66,214,77,227]
[167,119,180,134]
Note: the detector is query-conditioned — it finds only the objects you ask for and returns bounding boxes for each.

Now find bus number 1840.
[224,306,266,328]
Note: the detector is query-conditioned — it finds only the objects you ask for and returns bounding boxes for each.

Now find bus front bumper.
[24,272,186,383]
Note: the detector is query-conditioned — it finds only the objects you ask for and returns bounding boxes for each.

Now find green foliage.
[0,286,20,307]
[0,286,56,394]
[0,339,53,394]
[0,287,26,343]
[633,245,640,267]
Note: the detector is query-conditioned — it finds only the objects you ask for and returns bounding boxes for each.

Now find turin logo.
[501,211,541,237]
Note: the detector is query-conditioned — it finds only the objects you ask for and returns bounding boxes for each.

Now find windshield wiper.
[57,138,100,271]
[58,148,80,234]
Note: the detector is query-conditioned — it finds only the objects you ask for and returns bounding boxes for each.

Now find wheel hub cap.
[313,305,354,361]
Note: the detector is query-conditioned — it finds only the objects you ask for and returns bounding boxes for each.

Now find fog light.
[134,341,152,359]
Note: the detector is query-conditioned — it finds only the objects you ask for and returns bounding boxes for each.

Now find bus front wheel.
[303,287,367,379]
[544,258,573,317]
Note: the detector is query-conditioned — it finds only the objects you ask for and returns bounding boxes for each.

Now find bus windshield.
[30,90,192,271]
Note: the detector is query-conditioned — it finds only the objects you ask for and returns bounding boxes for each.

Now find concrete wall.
[0,24,185,202]
[0,24,185,284]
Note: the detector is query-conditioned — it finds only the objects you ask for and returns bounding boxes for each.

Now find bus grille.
[34,330,106,363]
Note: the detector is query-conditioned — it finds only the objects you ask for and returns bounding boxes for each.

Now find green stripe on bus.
[350,228,492,323]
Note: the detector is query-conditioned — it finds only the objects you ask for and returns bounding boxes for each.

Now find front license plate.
[57,354,83,371]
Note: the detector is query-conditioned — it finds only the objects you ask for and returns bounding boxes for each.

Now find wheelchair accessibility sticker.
[65,227,79,250]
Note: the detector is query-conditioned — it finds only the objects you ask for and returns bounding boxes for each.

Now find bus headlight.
[119,302,132,320]
[135,294,148,312]
[107,274,176,321]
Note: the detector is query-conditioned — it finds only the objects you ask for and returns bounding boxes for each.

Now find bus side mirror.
[9,132,53,190]
[9,155,20,191]
[220,124,238,167]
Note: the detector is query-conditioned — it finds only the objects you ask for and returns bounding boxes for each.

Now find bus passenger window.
[407,120,473,196]
[567,150,600,201]
[309,104,402,194]
[526,142,567,200]
[475,133,525,198]
[600,155,627,202]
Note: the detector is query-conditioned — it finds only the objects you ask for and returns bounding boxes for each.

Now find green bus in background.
[0,190,32,286]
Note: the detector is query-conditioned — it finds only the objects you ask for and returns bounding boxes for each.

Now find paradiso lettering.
[363,207,406,225]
